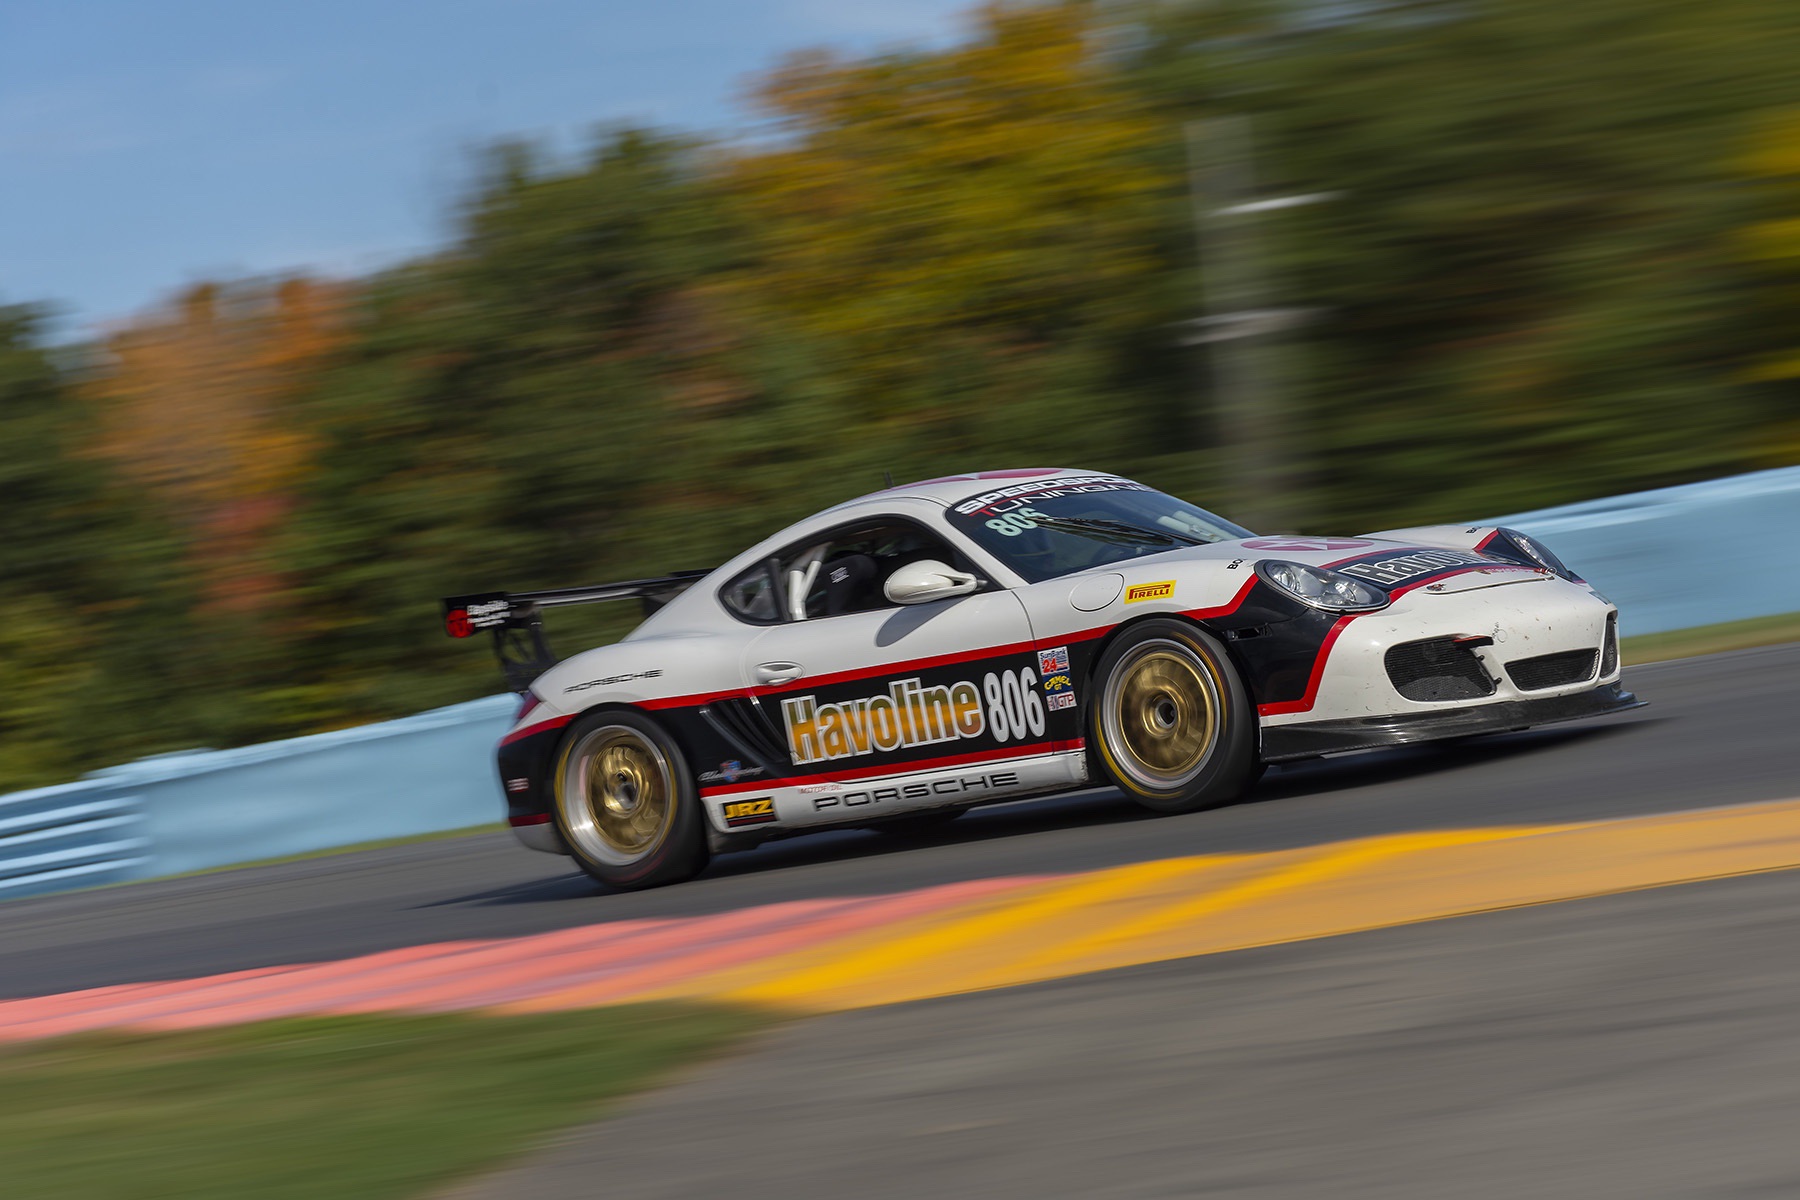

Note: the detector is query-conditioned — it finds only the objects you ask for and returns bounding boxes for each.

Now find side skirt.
[704,748,1089,848]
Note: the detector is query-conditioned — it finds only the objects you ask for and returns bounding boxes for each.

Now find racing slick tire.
[1089,619,1258,815]
[551,708,708,891]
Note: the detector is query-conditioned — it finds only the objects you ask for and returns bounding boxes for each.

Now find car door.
[739,517,1045,791]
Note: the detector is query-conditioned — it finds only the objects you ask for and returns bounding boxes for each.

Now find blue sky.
[0,0,970,335]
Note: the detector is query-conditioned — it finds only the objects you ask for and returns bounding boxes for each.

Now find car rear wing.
[442,570,712,691]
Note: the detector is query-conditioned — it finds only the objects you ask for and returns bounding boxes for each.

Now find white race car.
[444,468,1641,889]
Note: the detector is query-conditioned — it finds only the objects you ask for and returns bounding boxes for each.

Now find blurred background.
[3,0,1798,793]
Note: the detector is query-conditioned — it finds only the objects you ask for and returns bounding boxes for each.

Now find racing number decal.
[983,667,1046,743]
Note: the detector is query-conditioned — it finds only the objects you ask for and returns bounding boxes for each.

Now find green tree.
[728,2,1188,502]
[1133,0,1800,527]
[0,308,201,787]
[278,130,758,717]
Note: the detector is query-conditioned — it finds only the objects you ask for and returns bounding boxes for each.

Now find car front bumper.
[1258,680,1645,762]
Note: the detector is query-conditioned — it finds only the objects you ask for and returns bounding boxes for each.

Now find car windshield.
[947,475,1253,583]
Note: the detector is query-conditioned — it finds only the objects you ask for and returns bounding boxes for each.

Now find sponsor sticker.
[443,593,512,636]
[1037,645,1070,674]
[951,474,1148,517]
[700,760,765,785]
[504,777,531,794]
[722,797,777,828]
[781,667,1047,766]
[1124,580,1175,604]
[1048,692,1076,711]
[1335,549,1491,588]
[1239,537,1372,552]
[1043,673,1073,694]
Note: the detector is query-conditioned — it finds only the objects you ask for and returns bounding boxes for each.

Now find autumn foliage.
[86,278,347,617]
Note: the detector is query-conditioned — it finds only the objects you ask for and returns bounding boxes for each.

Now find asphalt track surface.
[4,645,1796,1001]
[446,868,1800,1200]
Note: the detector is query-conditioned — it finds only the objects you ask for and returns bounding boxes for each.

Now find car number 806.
[984,668,1047,742]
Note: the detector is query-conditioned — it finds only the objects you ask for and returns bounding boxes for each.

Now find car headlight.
[1256,560,1390,612]
[1491,527,1580,582]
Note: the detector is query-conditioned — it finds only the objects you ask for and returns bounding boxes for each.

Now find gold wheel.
[558,725,676,867]
[1099,638,1224,791]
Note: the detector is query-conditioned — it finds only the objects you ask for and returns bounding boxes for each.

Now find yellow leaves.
[84,277,349,615]
[1738,109,1800,385]
[732,2,1167,358]
[1739,109,1800,178]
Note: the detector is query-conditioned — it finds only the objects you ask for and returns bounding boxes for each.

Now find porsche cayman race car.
[443,468,1642,890]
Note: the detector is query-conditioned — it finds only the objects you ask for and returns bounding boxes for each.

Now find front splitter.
[1259,682,1646,763]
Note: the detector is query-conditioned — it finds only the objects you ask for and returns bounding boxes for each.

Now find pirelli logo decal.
[722,797,776,828]
[1125,580,1175,604]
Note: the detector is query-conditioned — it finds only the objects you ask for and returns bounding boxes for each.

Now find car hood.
[1059,533,1547,593]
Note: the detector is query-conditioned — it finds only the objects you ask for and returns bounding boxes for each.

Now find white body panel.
[741,750,1087,831]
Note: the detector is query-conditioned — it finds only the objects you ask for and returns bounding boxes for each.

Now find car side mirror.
[884,559,980,606]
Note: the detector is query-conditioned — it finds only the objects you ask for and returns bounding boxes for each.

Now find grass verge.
[0,1005,771,1200]
[1623,611,1800,665]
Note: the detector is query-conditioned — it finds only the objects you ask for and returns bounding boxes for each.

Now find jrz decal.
[722,797,777,828]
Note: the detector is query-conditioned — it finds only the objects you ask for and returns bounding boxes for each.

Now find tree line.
[3,0,1797,790]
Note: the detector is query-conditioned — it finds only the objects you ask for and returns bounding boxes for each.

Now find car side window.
[719,559,782,624]
[777,521,969,621]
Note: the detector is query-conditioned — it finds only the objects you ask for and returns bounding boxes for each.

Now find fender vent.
[1506,649,1598,692]
[702,697,792,770]
[1600,613,1619,677]
[1385,638,1497,702]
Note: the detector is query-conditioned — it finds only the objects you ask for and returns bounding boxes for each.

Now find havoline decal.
[1333,548,1503,588]
[781,669,1048,766]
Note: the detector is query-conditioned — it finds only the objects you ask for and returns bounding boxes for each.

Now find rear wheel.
[552,709,708,890]
[1090,619,1257,814]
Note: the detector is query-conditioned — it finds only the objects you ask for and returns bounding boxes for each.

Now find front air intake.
[1385,638,1497,702]
[1506,649,1599,692]
[1600,613,1619,677]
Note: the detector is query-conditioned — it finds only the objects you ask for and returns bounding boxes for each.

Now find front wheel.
[1089,619,1258,814]
[552,709,708,891]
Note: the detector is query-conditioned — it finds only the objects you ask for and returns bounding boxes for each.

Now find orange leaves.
[85,277,349,616]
